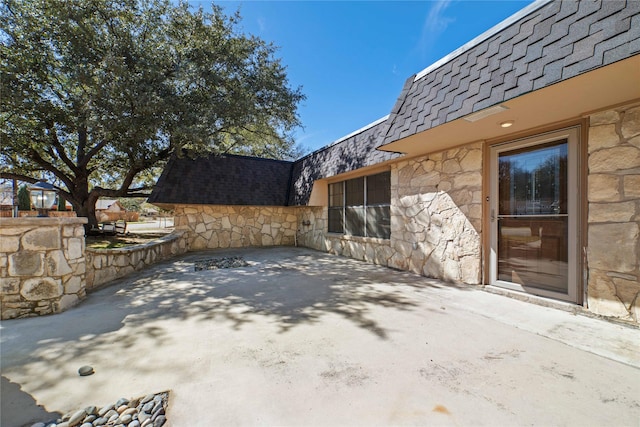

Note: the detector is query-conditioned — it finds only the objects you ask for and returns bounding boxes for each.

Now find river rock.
[153,415,166,427]
[98,404,114,417]
[68,409,86,426]
[140,394,154,404]
[116,398,130,407]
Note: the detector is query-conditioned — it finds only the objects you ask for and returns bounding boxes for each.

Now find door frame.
[486,126,582,303]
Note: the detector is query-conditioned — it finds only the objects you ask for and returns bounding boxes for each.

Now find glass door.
[489,128,580,303]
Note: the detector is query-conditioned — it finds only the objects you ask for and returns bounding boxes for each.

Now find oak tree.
[1,0,304,228]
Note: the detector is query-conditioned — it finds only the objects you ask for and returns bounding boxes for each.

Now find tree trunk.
[74,196,100,232]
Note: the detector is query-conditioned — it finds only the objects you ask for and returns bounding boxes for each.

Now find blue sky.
[190,1,535,153]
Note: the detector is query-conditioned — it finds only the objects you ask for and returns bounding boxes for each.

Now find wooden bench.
[97,220,127,236]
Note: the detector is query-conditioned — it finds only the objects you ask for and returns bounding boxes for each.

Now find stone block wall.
[85,231,188,290]
[389,143,483,284]
[296,142,483,284]
[0,217,87,320]
[297,207,394,266]
[587,105,640,322]
[174,205,298,250]
[296,207,328,251]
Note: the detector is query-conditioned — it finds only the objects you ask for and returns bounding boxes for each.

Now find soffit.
[378,54,640,157]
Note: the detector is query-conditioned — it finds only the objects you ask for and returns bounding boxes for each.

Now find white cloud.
[416,0,456,58]
[257,17,267,32]
[424,0,455,33]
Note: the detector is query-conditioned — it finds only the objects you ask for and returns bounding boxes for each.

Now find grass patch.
[86,232,170,249]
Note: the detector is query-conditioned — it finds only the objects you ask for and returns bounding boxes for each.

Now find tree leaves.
[0,0,304,226]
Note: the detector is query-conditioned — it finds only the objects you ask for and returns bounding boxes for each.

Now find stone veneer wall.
[85,231,188,290]
[0,217,87,320]
[174,205,298,250]
[296,207,326,251]
[587,105,640,322]
[297,207,394,266]
[389,143,483,283]
[297,142,483,284]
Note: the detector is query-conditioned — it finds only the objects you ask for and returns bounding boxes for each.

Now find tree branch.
[0,172,72,201]
[0,172,40,184]
[28,149,76,191]
[47,125,80,174]
[79,139,110,168]
[91,186,151,198]
[77,123,87,164]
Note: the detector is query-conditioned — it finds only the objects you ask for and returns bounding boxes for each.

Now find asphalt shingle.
[287,119,401,206]
[148,154,293,206]
[150,119,401,207]
[150,0,638,209]
[380,0,640,147]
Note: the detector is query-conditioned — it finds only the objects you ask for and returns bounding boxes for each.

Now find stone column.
[587,105,640,322]
[1,217,87,319]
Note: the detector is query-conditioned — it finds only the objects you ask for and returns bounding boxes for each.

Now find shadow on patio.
[1,247,466,365]
[97,246,463,338]
[0,246,470,425]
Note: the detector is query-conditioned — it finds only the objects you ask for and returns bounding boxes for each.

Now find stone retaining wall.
[85,231,188,290]
[0,217,87,320]
[173,205,298,250]
[587,104,640,322]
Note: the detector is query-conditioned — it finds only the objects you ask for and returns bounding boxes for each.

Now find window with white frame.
[328,171,390,239]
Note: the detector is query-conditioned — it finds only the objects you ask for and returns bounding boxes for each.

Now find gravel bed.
[194,256,249,271]
[28,391,169,427]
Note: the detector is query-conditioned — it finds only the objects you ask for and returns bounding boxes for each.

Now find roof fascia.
[413,0,553,82]
[294,115,390,164]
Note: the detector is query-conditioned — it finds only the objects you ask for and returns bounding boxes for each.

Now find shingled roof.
[148,154,293,206]
[150,0,639,208]
[149,117,401,207]
[287,117,400,206]
[379,0,640,146]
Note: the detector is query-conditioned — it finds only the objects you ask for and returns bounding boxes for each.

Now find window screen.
[327,172,390,239]
[367,172,390,205]
[345,177,364,206]
[328,182,344,233]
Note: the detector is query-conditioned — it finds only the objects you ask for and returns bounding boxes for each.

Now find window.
[328,181,344,233]
[327,171,390,239]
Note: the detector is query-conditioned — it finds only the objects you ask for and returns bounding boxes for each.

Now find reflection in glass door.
[490,128,579,303]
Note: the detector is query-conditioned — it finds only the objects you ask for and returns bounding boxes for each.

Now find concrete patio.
[1,247,639,426]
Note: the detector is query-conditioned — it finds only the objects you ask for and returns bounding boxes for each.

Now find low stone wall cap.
[0,217,88,226]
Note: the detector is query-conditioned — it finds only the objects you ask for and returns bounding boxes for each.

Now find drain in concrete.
[194,256,249,271]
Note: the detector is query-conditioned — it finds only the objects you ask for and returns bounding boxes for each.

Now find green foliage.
[0,0,304,226]
[17,184,30,210]
[118,197,145,212]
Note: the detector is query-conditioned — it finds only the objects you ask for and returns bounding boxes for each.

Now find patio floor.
[2,247,639,426]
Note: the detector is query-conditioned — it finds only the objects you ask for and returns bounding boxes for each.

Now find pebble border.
[29,391,168,427]
[194,256,249,271]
